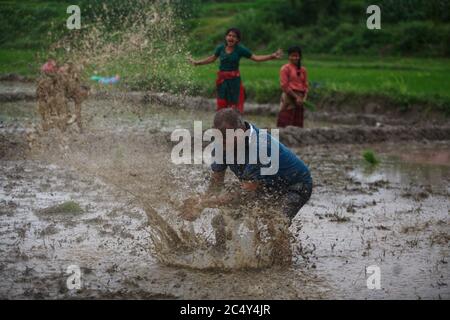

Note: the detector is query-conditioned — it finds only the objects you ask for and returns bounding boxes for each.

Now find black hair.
[287,46,302,56]
[225,27,241,41]
[287,45,302,72]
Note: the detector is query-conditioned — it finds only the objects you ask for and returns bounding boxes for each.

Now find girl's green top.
[214,44,253,71]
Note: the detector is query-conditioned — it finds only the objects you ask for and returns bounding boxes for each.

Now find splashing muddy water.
[51,0,194,95]
[2,0,449,299]
[41,129,295,271]
[3,94,296,271]
[144,202,292,270]
[1,72,450,299]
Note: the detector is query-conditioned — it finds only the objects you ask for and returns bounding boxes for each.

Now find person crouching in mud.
[180,109,312,225]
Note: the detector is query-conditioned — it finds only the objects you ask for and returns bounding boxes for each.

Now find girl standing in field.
[189,28,282,113]
[277,46,309,128]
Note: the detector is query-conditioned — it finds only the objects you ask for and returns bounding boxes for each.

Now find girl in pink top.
[277,46,309,128]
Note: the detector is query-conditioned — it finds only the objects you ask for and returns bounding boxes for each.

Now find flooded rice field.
[0,82,449,299]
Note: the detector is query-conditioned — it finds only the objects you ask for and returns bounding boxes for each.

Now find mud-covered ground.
[0,81,449,299]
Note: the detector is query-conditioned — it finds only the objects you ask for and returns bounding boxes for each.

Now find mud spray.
[144,199,293,270]
[30,0,295,271]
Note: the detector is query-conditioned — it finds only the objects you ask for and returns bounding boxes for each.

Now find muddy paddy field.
[0,81,449,299]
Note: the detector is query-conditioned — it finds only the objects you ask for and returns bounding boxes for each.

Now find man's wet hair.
[213,108,245,130]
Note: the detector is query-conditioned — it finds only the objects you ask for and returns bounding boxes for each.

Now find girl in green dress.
[189,28,282,113]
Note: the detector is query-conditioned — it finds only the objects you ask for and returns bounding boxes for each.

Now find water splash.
[29,0,295,271]
[50,0,194,94]
[143,195,293,270]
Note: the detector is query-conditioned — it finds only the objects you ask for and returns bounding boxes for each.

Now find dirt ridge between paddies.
[2,73,450,120]
[2,124,450,163]
[1,86,449,126]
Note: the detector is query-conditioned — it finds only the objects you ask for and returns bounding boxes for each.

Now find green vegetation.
[38,201,84,215]
[362,149,380,165]
[0,0,449,114]
[0,0,72,50]
[187,56,450,114]
[189,0,450,57]
[0,49,40,75]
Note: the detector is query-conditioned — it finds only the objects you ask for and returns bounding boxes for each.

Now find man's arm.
[204,170,224,193]
[204,180,260,207]
[184,178,259,211]
[179,170,225,221]
[179,169,259,221]
[211,170,225,186]
[241,180,259,191]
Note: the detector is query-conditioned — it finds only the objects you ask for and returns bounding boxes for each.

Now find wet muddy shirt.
[214,44,253,71]
[211,122,312,189]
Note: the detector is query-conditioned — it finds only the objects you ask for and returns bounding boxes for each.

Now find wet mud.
[0,81,449,299]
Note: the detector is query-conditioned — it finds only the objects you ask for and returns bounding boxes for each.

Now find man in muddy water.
[180,109,312,225]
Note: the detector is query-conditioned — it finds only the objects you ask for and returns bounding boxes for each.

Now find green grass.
[191,55,450,99]
[1,0,450,115]
[196,0,274,17]
[38,201,84,215]
[0,49,41,76]
[1,45,449,113]
[362,149,380,165]
[0,0,72,49]
[188,54,450,112]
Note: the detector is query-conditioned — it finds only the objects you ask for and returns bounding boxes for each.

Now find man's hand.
[179,171,227,221]
[241,181,259,191]
[207,170,225,195]
[206,183,222,195]
[179,196,202,221]
[179,194,229,221]
[212,193,234,206]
